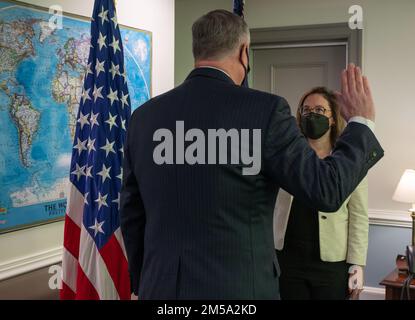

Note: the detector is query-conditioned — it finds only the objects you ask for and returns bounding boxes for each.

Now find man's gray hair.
[192,9,249,61]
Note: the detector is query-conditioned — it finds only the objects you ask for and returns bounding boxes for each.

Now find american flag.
[233,0,245,18]
[61,0,131,300]
[233,0,249,88]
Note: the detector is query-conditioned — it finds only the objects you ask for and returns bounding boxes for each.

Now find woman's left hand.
[348,265,364,298]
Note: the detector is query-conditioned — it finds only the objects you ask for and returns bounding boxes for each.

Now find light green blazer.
[273,178,369,266]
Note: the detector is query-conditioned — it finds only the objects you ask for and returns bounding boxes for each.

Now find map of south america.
[0,19,40,167]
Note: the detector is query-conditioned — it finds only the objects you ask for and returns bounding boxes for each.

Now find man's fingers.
[334,91,346,106]
[341,69,349,96]
[347,63,357,94]
[363,76,372,98]
[355,66,364,93]
[335,91,349,118]
[334,91,343,104]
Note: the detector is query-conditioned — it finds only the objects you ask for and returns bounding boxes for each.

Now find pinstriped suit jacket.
[120,67,383,299]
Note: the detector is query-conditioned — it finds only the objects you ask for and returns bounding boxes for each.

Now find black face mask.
[239,47,250,87]
[300,113,330,140]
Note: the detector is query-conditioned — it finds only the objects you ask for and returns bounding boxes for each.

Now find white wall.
[175,0,415,214]
[0,0,175,280]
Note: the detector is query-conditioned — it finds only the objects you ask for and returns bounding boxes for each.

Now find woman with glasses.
[274,87,368,300]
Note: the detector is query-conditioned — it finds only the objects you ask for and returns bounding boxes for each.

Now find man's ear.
[243,43,250,55]
[239,44,245,59]
[239,43,248,63]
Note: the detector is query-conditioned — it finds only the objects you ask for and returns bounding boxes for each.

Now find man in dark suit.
[120,10,383,299]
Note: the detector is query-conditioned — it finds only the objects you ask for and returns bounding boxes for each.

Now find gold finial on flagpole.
[113,0,117,7]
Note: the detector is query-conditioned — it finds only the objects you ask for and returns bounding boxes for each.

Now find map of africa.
[0,1,152,233]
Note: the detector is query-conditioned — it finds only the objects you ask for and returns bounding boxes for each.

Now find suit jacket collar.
[186,67,236,85]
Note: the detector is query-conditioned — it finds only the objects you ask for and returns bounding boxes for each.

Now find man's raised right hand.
[335,63,376,122]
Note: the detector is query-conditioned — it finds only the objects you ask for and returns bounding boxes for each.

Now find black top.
[285,198,319,242]
[284,198,321,259]
[120,67,384,299]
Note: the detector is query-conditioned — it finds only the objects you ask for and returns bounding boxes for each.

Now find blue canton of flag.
[233,0,245,18]
[61,0,131,300]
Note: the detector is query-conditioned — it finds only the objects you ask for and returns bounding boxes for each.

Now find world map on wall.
[0,1,152,233]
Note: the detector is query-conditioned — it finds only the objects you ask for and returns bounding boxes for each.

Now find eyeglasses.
[300,105,331,116]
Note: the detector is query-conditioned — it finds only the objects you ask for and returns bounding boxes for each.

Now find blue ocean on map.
[0,1,152,232]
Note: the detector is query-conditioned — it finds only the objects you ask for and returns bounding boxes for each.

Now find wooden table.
[380,269,415,300]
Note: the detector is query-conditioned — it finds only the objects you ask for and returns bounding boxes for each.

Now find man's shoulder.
[238,86,288,105]
[205,82,289,113]
[130,87,177,121]
[130,83,290,124]
[234,86,291,118]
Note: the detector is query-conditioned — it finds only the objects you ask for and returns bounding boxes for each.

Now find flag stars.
[87,137,96,154]
[97,32,107,51]
[93,84,104,102]
[86,63,93,77]
[112,193,120,210]
[116,168,123,181]
[81,88,91,104]
[95,59,105,77]
[90,111,99,129]
[89,218,105,237]
[94,192,108,210]
[71,163,86,181]
[109,62,120,80]
[98,6,109,25]
[84,192,89,205]
[111,15,118,29]
[73,138,87,155]
[121,119,126,131]
[120,92,129,109]
[97,164,112,183]
[109,36,121,54]
[77,111,90,129]
[121,69,127,83]
[105,112,118,131]
[107,88,119,106]
[100,138,116,157]
[85,165,93,179]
